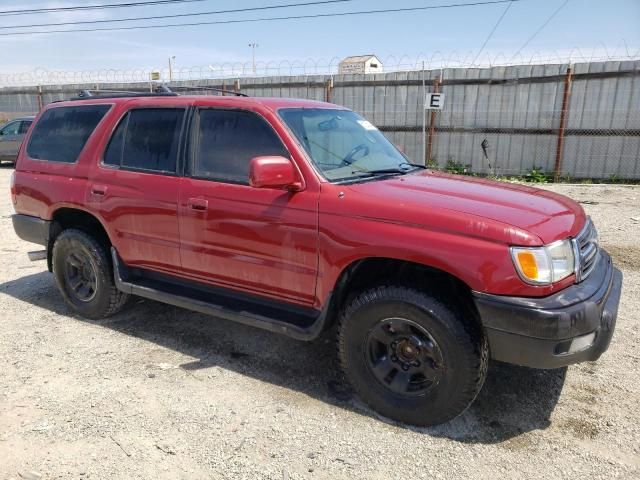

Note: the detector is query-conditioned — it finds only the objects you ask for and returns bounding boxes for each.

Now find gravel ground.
[0,167,638,480]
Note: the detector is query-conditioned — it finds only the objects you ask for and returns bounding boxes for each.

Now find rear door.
[90,107,186,274]
[0,120,22,160]
[18,120,33,137]
[15,120,33,158]
[178,107,319,306]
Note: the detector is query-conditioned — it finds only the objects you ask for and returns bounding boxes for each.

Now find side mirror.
[249,156,302,191]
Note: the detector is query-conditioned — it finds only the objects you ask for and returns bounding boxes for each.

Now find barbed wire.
[1,46,639,87]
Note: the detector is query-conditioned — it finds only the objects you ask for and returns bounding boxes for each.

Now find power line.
[511,0,569,60]
[471,0,515,66]
[0,0,207,17]
[0,0,358,30]
[0,0,524,37]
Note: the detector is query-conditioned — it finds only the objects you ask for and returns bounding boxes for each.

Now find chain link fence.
[1,60,639,180]
[335,62,640,180]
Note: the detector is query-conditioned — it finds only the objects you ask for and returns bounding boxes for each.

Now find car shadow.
[0,270,567,444]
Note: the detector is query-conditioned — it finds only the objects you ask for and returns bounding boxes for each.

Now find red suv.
[11,90,622,426]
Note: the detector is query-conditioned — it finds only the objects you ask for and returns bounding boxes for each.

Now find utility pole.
[168,55,175,82]
[248,42,258,75]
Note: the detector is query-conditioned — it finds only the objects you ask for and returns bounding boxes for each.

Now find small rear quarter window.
[27,105,110,163]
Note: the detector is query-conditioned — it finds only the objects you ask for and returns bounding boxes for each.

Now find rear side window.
[27,105,110,163]
[103,108,184,173]
[193,109,288,184]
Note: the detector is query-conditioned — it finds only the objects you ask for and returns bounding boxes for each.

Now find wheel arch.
[47,206,113,272]
[326,257,480,329]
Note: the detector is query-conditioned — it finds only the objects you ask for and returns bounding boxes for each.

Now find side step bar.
[110,248,332,341]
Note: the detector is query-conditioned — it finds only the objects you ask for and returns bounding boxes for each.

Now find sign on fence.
[425,93,445,110]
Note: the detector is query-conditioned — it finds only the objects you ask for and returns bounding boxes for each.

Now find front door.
[178,108,319,306]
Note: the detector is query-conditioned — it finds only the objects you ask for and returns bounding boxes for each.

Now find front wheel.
[338,286,488,426]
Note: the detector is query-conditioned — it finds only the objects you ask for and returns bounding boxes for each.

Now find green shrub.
[524,167,548,183]
[445,159,472,175]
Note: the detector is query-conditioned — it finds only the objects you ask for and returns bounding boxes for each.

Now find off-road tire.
[52,229,129,319]
[338,285,488,426]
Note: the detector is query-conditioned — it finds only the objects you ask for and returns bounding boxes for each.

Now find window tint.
[194,109,288,183]
[1,121,20,136]
[104,108,184,173]
[103,115,127,166]
[18,121,32,135]
[27,105,110,163]
[279,108,408,183]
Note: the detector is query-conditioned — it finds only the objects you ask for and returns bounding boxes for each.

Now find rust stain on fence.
[554,66,574,182]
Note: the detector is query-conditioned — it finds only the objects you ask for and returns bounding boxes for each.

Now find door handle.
[188,198,208,211]
[91,185,107,196]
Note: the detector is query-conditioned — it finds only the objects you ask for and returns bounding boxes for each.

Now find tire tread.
[52,229,129,319]
[337,285,488,426]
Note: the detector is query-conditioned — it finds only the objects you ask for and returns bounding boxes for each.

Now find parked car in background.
[10,91,622,427]
[0,116,34,164]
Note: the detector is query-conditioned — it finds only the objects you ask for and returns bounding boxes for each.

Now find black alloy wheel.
[365,317,444,396]
[63,250,98,302]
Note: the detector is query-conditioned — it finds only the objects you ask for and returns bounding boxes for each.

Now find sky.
[0,0,638,76]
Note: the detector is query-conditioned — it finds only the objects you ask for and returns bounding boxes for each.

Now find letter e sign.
[425,93,445,110]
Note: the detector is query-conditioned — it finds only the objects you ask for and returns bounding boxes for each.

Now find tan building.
[338,55,383,74]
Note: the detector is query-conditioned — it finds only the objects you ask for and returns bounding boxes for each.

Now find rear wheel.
[52,229,129,319]
[338,285,488,426]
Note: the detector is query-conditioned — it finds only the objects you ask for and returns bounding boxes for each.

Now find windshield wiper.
[398,162,427,169]
[351,163,423,177]
[353,168,406,176]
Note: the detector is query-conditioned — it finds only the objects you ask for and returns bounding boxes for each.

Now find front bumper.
[473,250,622,369]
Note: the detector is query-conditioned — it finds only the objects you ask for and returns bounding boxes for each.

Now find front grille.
[573,218,599,282]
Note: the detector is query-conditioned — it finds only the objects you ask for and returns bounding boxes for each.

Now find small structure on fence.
[338,55,383,74]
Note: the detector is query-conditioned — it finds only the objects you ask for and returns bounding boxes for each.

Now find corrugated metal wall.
[1,60,638,179]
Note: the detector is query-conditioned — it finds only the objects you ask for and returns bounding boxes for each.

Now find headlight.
[511,239,575,285]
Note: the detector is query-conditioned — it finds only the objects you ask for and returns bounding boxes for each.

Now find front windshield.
[279,108,417,182]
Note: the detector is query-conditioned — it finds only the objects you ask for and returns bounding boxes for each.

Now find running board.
[110,248,331,341]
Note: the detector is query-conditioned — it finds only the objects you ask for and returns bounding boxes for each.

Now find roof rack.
[69,84,247,101]
[71,88,179,100]
[167,85,248,97]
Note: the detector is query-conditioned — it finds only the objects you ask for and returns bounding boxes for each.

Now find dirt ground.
[0,166,638,480]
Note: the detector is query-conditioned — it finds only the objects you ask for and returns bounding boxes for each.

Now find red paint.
[13,95,588,310]
[249,156,301,190]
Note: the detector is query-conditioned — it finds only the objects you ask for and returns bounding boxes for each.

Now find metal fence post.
[554,65,573,181]
[324,77,333,103]
[233,79,240,94]
[422,62,426,165]
[37,85,43,111]
[426,75,441,164]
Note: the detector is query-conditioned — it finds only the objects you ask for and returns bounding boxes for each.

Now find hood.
[339,170,585,245]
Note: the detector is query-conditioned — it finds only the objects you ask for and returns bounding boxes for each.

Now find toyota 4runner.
[11,89,622,426]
